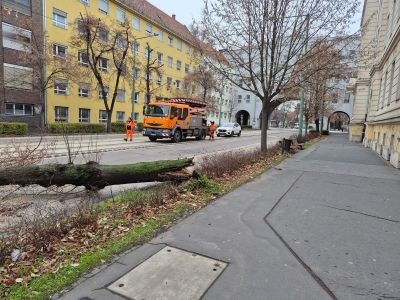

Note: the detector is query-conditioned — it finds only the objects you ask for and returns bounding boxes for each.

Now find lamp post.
[131,33,158,120]
[298,14,310,138]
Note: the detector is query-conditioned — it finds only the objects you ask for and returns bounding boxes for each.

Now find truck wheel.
[172,130,182,143]
[149,137,157,142]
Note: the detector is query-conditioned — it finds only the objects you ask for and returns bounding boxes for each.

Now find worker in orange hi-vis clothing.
[209,121,217,141]
[124,117,136,142]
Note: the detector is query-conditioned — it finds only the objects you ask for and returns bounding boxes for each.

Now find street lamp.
[131,33,159,120]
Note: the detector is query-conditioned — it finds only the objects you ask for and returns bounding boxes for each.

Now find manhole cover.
[108,246,227,300]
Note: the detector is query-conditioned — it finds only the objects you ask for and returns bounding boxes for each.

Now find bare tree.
[202,0,358,152]
[143,43,164,103]
[71,14,134,132]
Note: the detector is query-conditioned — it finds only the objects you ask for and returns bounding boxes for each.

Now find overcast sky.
[147,0,362,33]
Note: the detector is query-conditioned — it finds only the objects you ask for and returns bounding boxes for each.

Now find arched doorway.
[236,110,250,126]
[328,111,350,132]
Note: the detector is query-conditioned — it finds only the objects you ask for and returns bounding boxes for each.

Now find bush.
[111,122,125,133]
[309,129,318,133]
[111,122,143,133]
[0,122,28,135]
[321,130,329,135]
[241,125,253,129]
[49,123,106,134]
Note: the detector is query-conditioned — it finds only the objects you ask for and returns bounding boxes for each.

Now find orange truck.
[142,98,208,142]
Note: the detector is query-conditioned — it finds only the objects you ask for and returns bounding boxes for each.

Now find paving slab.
[59,133,400,300]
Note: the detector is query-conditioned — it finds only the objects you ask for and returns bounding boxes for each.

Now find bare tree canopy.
[71,14,134,132]
[202,0,359,151]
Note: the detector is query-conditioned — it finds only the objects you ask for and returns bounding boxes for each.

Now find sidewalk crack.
[323,205,400,223]
[264,172,338,300]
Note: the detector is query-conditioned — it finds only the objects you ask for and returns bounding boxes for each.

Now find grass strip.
[4,204,187,300]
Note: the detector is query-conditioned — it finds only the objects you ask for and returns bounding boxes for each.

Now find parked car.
[216,123,242,137]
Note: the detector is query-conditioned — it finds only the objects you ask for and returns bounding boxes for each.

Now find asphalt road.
[43,128,296,164]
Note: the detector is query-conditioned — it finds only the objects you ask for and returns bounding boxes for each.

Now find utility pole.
[131,43,137,120]
[218,97,223,126]
[298,14,310,138]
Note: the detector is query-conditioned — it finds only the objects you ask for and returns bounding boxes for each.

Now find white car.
[216,123,242,137]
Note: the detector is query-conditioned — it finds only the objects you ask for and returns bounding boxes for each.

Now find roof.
[198,41,229,66]
[116,0,197,45]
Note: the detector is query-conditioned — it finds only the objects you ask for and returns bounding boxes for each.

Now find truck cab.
[142,98,208,142]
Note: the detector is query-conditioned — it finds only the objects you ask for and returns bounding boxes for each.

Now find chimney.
[172,14,176,20]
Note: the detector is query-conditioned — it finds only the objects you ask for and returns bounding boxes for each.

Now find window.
[79,108,90,123]
[54,79,68,95]
[167,77,172,89]
[168,36,173,46]
[134,92,140,103]
[116,7,125,22]
[176,60,182,71]
[344,93,350,103]
[246,95,250,103]
[157,29,163,42]
[99,29,109,42]
[53,9,67,29]
[177,39,182,51]
[157,73,162,85]
[55,106,68,122]
[168,56,173,68]
[134,112,139,121]
[3,0,31,15]
[185,64,189,73]
[80,0,89,5]
[2,23,31,52]
[175,80,181,89]
[146,23,152,36]
[238,95,242,103]
[132,16,140,30]
[145,46,152,59]
[133,42,140,55]
[78,83,90,97]
[3,63,32,90]
[116,89,125,102]
[382,70,388,108]
[99,110,108,123]
[99,0,109,14]
[116,34,127,49]
[98,87,109,100]
[133,67,140,80]
[98,57,108,72]
[53,44,67,58]
[5,103,33,116]
[116,111,125,122]
[157,52,163,64]
[78,51,89,66]
[186,44,190,54]
[388,61,395,105]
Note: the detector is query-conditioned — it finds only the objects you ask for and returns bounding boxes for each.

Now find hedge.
[49,123,145,134]
[49,123,106,134]
[0,122,28,135]
[111,122,143,133]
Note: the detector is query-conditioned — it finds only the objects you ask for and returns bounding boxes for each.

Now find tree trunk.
[305,120,309,134]
[260,101,269,153]
[106,110,112,133]
[315,118,320,132]
[0,159,193,190]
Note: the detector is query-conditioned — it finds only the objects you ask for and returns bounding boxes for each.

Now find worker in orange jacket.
[124,117,136,142]
[209,121,217,140]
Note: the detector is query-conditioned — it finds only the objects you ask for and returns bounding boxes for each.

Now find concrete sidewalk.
[59,133,400,300]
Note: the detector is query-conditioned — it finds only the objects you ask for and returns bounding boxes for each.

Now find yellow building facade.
[44,0,199,124]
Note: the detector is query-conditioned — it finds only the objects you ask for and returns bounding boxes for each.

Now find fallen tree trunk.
[0,159,193,190]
